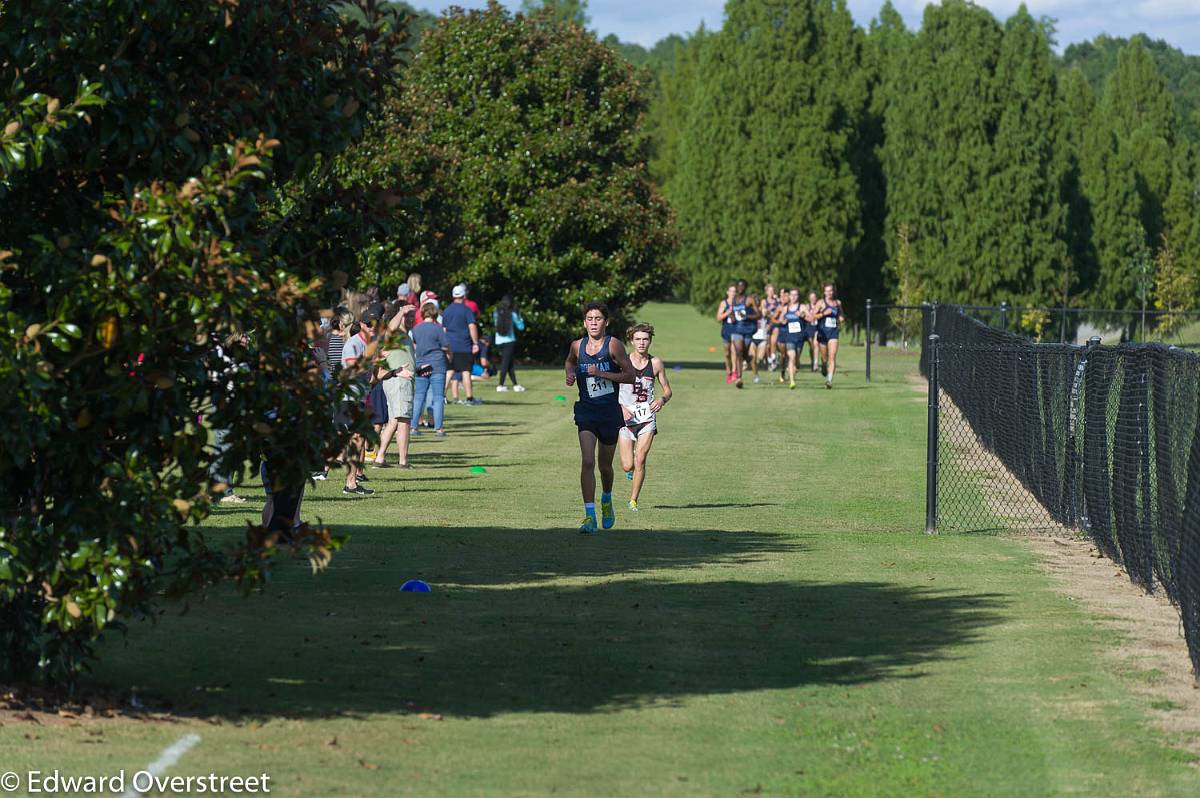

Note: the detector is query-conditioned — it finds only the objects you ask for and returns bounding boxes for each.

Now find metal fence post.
[1000,301,1009,330]
[926,333,940,535]
[865,298,872,384]
[1059,306,1068,344]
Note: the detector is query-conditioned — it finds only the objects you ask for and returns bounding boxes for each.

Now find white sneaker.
[513,385,526,392]
[496,385,509,392]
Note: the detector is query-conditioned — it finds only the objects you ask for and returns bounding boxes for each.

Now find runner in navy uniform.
[715,283,738,385]
[804,290,821,373]
[760,284,782,373]
[618,323,673,513]
[565,302,635,533]
[814,283,843,388]
[728,280,759,389]
[780,288,805,389]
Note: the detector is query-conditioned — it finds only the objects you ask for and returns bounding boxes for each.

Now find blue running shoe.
[625,470,634,481]
[579,516,598,534]
[601,498,616,529]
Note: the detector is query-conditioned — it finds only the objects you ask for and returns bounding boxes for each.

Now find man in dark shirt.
[443,284,482,406]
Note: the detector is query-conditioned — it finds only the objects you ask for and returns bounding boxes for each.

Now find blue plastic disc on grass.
[400,579,432,593]
[672,365,683,371]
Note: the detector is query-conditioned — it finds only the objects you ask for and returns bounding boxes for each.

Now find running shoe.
[601,498,616,529]
[370,461,392,468]
[753,375,761,384]
[496,385,509,392]
[825,378,833,390]
[513,385,526,392]
[625,470,634,481]
[343,485,374,496]
[789,380,796,390]
[628,499,638,512]
[467,397,484,406]
[435,430,447,438]
[219,494,247,505]
[725,372,733,384]
[357,472,369,482]
[579,516,598,534]
[735,377,743,389]
[311,471,328,481]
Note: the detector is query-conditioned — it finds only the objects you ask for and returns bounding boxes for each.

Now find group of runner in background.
[717,279,843,390]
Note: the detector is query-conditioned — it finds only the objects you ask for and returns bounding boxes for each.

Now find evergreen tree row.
[653,0,1200,312]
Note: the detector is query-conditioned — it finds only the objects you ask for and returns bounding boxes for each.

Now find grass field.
[3,303,1198,797]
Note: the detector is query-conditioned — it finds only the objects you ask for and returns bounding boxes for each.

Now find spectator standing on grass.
[444,283,483,406]
[210,332,248,504]
[373,304,417,468]
[493,295,525,392]
[410,301,450,437]
[462,284,480,317]
[396,283,414,311]
[415,289,437,325]
[327,307,350,377]
[312,309,353,482]
[364,304,390,456]
[340,314,375,496]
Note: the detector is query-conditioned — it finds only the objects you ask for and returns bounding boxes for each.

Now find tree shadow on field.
[92,525,1007,722]
[664,361,725,371]
[655,502,778,510]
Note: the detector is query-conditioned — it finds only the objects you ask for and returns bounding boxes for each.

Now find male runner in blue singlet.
[565,302,636,533]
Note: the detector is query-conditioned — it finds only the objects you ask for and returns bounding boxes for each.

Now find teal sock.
[584,502,596,518]
[601,492,612,505]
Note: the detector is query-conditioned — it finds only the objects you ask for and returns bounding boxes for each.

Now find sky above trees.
[417,1,1200,53]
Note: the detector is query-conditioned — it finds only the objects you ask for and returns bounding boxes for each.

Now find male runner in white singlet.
[618,323,673,513]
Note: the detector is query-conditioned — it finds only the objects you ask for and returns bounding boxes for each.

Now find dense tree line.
[641,0,1200,313]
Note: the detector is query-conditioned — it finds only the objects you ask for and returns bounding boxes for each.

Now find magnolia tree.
[0,0,408,685]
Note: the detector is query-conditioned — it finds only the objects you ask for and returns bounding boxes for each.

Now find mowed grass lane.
[4,303,1197,797]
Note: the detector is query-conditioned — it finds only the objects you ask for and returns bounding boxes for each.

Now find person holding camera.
[373,304,419,468]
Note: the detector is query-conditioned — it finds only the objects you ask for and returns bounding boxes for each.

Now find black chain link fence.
[919,304,1200,675]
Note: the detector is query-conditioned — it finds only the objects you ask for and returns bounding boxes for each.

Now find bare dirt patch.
[1024,533,1200,753]
[908,372,1200,753]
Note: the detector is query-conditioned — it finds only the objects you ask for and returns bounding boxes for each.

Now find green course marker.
[554,395,567,402]
[469,466,487,475]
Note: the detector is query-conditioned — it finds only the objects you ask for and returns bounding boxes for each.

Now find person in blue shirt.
[442,284,482,406]
[492,294,526,392]
[564,302,635,533]
[409,302,450,437]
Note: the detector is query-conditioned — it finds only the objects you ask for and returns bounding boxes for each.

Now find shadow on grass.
[91,526,1006,721]
[655,502,778,510]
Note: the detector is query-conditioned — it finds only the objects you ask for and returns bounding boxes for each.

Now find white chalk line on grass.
[120,733,202,798]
